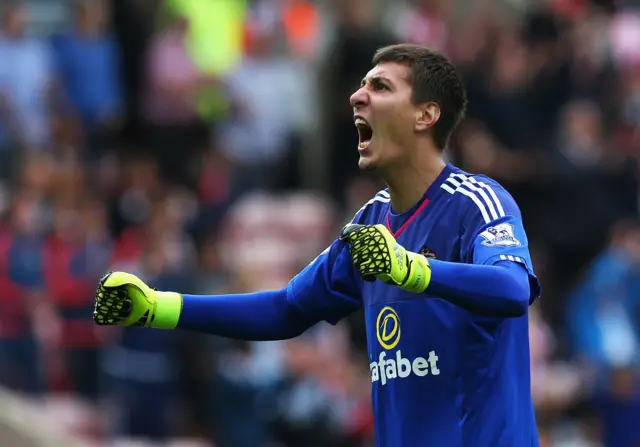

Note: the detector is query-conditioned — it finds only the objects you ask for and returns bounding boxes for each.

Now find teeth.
[355,117,372,150]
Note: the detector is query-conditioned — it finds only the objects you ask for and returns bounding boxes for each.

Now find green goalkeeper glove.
[93,271,183,329]
[339,223,432,293]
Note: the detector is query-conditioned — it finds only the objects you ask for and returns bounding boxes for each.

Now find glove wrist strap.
[151,291,183,329]
[401,252,432,293]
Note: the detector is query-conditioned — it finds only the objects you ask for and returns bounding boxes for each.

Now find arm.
[341,223,534,318]
[341,195,541,318]
[429,185,541,317]
[427,260,531,317]
[95,238,363,339]
[177,289,314,340]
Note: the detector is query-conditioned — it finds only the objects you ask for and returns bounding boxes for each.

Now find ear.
[415,102,441,132]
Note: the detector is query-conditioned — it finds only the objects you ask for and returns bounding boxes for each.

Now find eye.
[372,80,389,91]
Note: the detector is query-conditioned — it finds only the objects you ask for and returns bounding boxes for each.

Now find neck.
[383,154,446,213]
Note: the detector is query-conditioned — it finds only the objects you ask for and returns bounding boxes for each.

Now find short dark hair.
[372,44,467,150]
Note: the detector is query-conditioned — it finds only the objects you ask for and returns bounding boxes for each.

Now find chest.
[388,198,463,260]
[360,200,464,309]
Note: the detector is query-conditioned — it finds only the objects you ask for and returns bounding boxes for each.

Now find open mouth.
[355,118,373,150]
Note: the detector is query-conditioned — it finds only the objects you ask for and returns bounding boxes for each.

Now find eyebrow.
[361,75,393,87]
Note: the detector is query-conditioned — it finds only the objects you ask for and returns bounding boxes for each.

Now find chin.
[357,139,385,171]
[357,154,378,171]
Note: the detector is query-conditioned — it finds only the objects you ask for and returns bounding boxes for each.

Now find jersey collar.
[385,163,455,238]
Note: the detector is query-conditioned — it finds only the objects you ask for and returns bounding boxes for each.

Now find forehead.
[364,62,411,86]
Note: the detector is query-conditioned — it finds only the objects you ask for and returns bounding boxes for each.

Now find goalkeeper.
[95,44,541,446]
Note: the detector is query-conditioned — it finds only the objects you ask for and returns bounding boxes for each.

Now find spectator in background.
[43,194,111,402]
[540,99,638,310]
[565,10,616,105]
[113,188,197,284]
[103,245,185,443]
[567,220,640,375]
[218,12,305,197]
[211,336,278,447]
[522,8,573,148]
[270,327,371,447]
[0,189,53,397]
[529,302,584,441]
[463,25,534,157]
[324,0,396,204]
[567,220,640,447]
[189,234,228,296]
[142,9,211,189]
[595,366,640,447]
[207,262,287,447]
[0,0,56,167]
[270,333,345,447]
[192,148,232,237]
[388,0,449,53]
[51,0,122,162]
[280,0,320,60]
[178,232,229,436]
[613,59,640,157]
[106,194,194,442]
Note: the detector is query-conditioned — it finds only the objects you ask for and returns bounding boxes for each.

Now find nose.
[350,86,368,110]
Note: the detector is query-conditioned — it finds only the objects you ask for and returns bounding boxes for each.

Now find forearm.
[177,288,315,340]
[426,260,530,317]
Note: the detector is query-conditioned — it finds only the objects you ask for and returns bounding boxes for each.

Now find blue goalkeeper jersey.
[287,163,541,447]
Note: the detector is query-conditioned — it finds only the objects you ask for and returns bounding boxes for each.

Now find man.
[94,44,541,446]
[0,0,56,163]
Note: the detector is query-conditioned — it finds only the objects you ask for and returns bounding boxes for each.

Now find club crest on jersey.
[480,223,520,247]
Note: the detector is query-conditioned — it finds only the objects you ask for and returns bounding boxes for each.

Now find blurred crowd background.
[0,0,639,446]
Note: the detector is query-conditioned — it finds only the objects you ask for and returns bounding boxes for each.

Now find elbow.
[280,300,317,340]
[277,312,312,340]
[503,276,530,318]
[258,328,305,342]
[507,296,528,318]
[490,262,532,318]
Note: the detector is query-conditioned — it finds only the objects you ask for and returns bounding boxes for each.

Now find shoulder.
[351,189,390,224]
[439,169,521,224]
